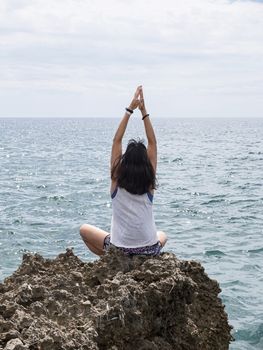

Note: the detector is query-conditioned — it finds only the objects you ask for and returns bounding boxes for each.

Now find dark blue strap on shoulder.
[111,187,118,199]
[147,192,154,202]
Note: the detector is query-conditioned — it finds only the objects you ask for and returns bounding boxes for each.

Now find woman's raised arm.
[139,87,157,173]
[110,86,141,192]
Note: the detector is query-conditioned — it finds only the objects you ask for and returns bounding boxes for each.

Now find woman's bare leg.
[157,230,168,247]
[80,224,109,256]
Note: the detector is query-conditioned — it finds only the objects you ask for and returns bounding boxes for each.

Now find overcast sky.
[0,0,262,118]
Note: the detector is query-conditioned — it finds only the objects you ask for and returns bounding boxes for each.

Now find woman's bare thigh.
[80,224,109,254]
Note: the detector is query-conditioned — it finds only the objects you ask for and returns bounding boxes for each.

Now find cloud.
[0,0,262,117]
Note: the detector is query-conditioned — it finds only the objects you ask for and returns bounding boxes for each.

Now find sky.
[0,0,262,118]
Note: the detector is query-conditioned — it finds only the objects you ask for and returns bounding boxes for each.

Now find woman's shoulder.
[148,187,154,195]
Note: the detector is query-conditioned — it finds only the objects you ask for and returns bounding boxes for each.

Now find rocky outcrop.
[0,247,233,350]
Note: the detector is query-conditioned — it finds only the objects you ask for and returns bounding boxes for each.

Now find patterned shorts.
[103,234,162,256]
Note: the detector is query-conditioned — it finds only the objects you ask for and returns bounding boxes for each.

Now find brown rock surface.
[0,247,233,350]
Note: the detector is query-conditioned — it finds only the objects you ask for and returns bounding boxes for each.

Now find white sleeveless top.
[110,187,158,248]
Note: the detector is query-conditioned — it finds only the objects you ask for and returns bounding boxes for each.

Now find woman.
[80,86,167,256]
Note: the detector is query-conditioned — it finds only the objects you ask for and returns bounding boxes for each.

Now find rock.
[0,247,233,349]
[0,330,20,343]
[4,338,26,350]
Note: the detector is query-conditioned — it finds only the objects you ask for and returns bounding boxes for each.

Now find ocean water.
[0,117,262,349]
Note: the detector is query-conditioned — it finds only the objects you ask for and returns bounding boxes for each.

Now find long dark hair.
[111,139,157,195]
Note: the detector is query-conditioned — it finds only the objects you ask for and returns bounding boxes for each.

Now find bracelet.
[142,114,149,120]
[125,108,133,114]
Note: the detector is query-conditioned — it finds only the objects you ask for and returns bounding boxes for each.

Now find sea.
[0,117,262,349]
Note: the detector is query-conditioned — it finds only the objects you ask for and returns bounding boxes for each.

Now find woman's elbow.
[113,136,122,144]
[148,138,157,146]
